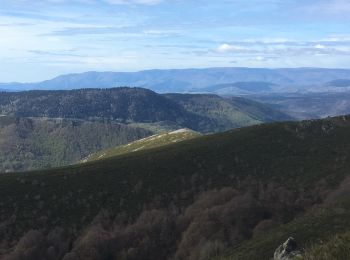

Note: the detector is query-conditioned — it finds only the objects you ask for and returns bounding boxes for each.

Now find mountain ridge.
[0,87,292,133]
[3,67,350,93]
[81,128,200,163]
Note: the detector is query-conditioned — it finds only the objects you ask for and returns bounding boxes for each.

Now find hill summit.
[81,128,200,163]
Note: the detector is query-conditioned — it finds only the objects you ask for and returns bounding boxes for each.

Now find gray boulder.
[274,237,302,260]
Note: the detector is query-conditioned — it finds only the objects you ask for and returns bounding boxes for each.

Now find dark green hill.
[0,115,350,259]
[0,116,151,173]
[0,87,292,133]
[0,88,190,123]
[164,93,292,130]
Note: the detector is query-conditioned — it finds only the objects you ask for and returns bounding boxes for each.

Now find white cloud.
[216,43,247,53]
[104,0,162,5]
[314,44,326,49]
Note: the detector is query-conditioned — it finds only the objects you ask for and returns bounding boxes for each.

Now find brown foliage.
[3,228,70,260]
[1,179,335,260]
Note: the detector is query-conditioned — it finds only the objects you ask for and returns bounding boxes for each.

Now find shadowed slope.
[1,116,350,259]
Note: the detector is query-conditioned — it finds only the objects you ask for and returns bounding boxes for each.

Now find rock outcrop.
[274,237,302,260]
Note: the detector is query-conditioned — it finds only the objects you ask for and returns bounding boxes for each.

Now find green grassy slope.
[301,231,350,259]
[82,128,200,162]
[1,116,350,259]
[0,116,151,172]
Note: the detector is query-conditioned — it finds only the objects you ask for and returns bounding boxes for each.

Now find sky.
[0,0,350,82]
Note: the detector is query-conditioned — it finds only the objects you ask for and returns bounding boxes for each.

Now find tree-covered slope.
[164,93,293,130]
[0,88,189,123]
[0,116,151,173]
[0,115,350,259]
[0,87,292,133]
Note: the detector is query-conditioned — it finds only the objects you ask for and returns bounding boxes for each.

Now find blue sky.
[0,0,350,82]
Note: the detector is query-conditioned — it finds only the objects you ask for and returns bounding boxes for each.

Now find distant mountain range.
[2,67,350,93]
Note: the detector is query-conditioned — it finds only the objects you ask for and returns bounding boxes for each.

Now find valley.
[0,88,293,172]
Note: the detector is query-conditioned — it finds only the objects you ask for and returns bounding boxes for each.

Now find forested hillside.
[0,88,293,172]
[0,115,349,259]
[0,116,151,173]
[166,93,291,129]
[0,87,292,133]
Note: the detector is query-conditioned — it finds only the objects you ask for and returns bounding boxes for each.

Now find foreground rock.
[274,237,302,260]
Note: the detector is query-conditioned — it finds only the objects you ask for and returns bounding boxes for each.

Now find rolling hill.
[0,115,350,259]
[164,93,292,130]
[82,128,200,163]
[0,116,151,173]
[0,87,292,133]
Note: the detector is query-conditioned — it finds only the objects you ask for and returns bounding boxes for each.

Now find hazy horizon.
[1,0,350,82]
